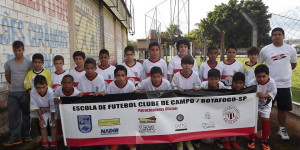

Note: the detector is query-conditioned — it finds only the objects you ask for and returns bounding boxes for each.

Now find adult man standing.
[259,27,298,140]
[3,41,33,146]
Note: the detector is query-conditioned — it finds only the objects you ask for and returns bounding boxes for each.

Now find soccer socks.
[262,120,270,141]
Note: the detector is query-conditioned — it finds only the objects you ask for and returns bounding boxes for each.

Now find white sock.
[279,126,285,131]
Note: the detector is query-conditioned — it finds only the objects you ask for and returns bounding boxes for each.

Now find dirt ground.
[1,107,299,150]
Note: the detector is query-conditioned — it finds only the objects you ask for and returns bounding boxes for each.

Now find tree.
[161,24,183,47]
[128,40,137,50]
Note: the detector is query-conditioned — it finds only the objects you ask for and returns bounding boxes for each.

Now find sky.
[128,0,300,41]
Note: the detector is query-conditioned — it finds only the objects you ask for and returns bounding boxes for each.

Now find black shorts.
[273,88,293,111]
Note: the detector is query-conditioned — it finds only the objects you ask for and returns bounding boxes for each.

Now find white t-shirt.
[200,81,225,89]
[199,61,223,81]
[30,87,55,113]
[96,65,116,86]
[167,55,198,75]
[142,58,168,79]
[137,78,172,91]
[120,61,144,85]
[259,43,298,88]
[220,60,243,86]
[171,71,201,90]
[54,86,81,98]
[69,68,86,87]
[107,80,136,94]
[77,73,106,95]
[50,71,69,90]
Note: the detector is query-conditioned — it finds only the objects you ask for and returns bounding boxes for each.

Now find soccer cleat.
[277,128,290,140]
[223,141,231,150]
[230,140,240,149]
[261,141,270,150]
[2,139,22,146]
[177,142,183,150]
[247,140,255,149]
[24,136,33,142]
[186,141,194,150]
[110,145,119,150]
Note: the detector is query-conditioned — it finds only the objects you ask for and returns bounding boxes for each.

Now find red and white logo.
[222,105,240,124]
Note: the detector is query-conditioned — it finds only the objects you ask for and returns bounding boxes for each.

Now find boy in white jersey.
[121,46,144,86]
[30,75,56,150]
[51,55,69,91]
[106,65,135,150]
[200,68,225,89]
[69,51,86,87]
[248,65,277,150]
[199,46,223,81]
[244,47,260,87]
[142,42,167,79]
[78,58,106,96]
[220,44,243,87]
[135,66,171,93]
[96,49,116,86]
[168,39,198,82]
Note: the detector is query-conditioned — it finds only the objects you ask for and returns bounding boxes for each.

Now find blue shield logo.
[77,115,92,133]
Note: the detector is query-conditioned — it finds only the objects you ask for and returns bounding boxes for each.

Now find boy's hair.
[34,75,47,86]
[124,46,135,54]
[12,40,24,49]
[271,27,285,36]
[226,44,237,52]
[208,68,221,79]
[181,55,194,65]
[62,74,74,82]
[32,53,44,62]
[150,66,162,76]
[232,72,245,83]
[114,65,127,75]
[255,64,269,75]
[73,51,85,60]
[84,58,96,68]
[99,49,110,56]
[247,47,259,55]
[176,38,190,50]
[53,55,64,63]
[207,46,218,53]
[148,41,160,50]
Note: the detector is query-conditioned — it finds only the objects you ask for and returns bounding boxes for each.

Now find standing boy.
[96,49,116,86]
[50,55,69,90]
[69,51,86,87]
[244,47,260,87]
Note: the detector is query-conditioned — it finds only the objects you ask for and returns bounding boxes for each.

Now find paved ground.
[1,107,299,150]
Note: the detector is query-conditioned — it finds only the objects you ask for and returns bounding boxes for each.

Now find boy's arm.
[36,109,45,127]
[4,70,11,84]
[24,72,32,91]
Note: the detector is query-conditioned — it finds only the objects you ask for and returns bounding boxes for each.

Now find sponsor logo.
[271,54,286,61]
[175,123,187,131]
[77,115,92,133]
[138,125,156,133]
[176,114,184,121]
[101,128,119,135]
[202,121,215,129]
[222,105,240,124]
[138,116,156,123]
[98,118,120,126]
[205,112,211,119]
[224,76,233,86]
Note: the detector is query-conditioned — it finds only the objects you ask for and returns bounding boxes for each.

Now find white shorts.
[30,111,51,125]
[258,106,271,118]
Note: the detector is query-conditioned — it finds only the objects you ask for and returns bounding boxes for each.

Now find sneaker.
[230,140,240,149]
[247,140,255,149]
[223,141,231,150]
[177,142,183,150]
[110,145,119,150]
[2,139,22,146]
[261,141,270,150]
[277,128,290,140]
[34,136,43,143]
[24,136,33,142]
[41,145,49,150]
[186,141,194,150]
[50,145,57,150]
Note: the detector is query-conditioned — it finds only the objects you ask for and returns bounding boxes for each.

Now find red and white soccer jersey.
[120,61,144,86]
[107,80,136,94]
[30,87,55,121]
[171,71,201,90]
[50,71,69,90]
[200,81,226,89]
[199,61,223,81]
[142,58,168,79]
[167,55,198,75]
[96,65,116,86]
[220,60,243,87]
[137,78,172,91]
[77,73,106,95]
[249,78,277,118]
[69,68,85,87]
[259,43,298,88]
[54,86,80,98]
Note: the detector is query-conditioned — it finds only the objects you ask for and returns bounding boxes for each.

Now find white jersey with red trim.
[54,86,80,98]
[171,71,201,90]
[199,61,223,81]
[120,61,144,86]
[167,55,198,75]
[96,65,116,86]
[69,68,85,87]
[142,58,168,79]
[77,73,106,95]
[50,71,69,90]
[220,60,243,86]
[107,80,136,94]
[30,87,55,113]
[137,78,172,91]
[200,81,226,89]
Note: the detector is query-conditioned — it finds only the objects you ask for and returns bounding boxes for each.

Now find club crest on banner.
[77,115,92,133]
[222,105,240,124]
